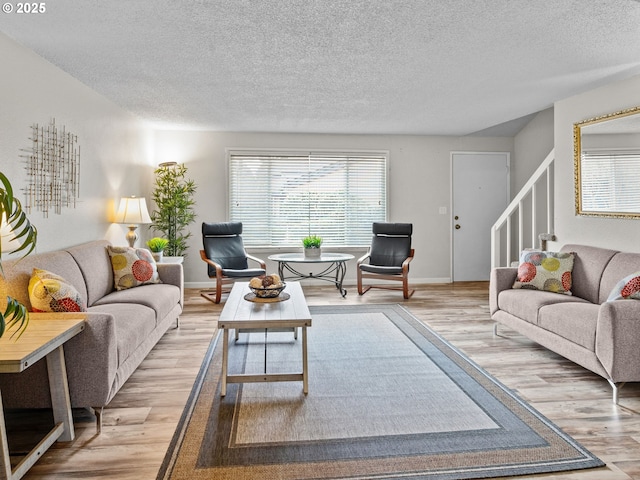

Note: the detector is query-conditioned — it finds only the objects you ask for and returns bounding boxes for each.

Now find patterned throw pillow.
[512,250,574,295]
[606,271,640,301]
[107,246,162,291]
[28,268,87,312]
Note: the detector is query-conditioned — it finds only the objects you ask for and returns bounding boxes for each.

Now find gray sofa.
[490,243,640,404]
[0,240,183,429]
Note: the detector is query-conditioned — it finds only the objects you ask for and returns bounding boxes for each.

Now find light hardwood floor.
[6,283,640,479]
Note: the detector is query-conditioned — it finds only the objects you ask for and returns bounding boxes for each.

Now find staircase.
[491,149,555,268]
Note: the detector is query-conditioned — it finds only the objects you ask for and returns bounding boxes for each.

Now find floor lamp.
[115,196,152,248]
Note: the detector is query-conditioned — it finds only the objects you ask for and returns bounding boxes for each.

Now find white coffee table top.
[218,281,311,330]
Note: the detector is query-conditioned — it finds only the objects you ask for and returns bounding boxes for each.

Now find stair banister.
[491,149,555,268]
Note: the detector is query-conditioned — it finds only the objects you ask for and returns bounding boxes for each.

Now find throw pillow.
[28,268,87,312]
[107,246,162,291]
[606,271,640,301]
[512,250,574,295]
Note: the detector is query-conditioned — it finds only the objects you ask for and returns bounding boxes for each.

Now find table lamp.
[115,196,152,248]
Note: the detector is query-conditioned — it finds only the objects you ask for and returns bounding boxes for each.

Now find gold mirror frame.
[574,105,640,218]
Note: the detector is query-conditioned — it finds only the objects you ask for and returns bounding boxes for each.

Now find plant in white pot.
[0,172,37,338]
[302,235,322,258]
[146,237,169,262]
[149,162,197,260]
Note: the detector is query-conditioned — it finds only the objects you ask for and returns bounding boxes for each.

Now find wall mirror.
[574,105,640,218]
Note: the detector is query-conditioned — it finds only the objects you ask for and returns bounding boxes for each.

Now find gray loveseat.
[0,240,183,429]
[490,243,640,403]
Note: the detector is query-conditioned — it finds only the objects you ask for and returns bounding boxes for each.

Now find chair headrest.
[202,222,243,236]
[372,222,412,236]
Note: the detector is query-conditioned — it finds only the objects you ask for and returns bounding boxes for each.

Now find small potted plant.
[302,235,322,258]
[146,237,169,262]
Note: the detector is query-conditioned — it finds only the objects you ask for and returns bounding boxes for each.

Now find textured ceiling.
[1,0,640,136]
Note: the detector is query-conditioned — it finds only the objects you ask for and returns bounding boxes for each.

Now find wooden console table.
[0,314,85,480]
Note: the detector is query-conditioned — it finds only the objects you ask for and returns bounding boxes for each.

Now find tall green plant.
[1,172,37,338]
[149,163,197,257]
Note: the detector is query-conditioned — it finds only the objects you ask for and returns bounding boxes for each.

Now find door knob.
[455,224,461,229]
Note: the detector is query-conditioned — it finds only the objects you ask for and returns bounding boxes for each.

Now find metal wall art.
[21,119,81,217]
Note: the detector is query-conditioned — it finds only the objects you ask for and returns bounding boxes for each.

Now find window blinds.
[229,151,387,247]
[581,150,640,213]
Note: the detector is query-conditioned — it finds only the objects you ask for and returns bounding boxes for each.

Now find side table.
[268,253,355,297]
[0,314,85,480]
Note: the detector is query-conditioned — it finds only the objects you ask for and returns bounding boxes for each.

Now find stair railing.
[491,149,555,268]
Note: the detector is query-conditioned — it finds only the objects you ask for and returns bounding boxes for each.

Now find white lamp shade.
[115,196,152,225]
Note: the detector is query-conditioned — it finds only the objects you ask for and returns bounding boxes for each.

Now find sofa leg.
[608,380,626,405]
[492,323,500,337]
[91,406,104,434]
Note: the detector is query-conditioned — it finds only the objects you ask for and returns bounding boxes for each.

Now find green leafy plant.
[302,235,323,248]
[1,172,38,338]
[149,163,197,257]
[146,237,169,253]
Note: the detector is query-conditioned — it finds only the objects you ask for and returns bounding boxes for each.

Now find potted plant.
[1,172,37,338]
[149,162,197,260]
[302,235,322,258]
[146,237,169,262]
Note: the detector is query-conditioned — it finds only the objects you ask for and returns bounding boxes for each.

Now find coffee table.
[218,281,311,396]
[268,253,355,297]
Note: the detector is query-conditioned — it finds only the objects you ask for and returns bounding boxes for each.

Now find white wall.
[153,130,514,286]
[514,107,554,193]
[0,32,152,254]
[553,74,640,251]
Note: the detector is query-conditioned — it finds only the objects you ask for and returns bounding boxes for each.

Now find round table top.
[268,252,355,263]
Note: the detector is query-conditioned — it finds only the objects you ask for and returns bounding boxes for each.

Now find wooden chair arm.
[200,250,224,279]
[246,253,267,270]
[357,250,371,266]
[402,249,415,273]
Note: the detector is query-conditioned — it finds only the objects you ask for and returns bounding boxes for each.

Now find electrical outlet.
[439,207,447,215]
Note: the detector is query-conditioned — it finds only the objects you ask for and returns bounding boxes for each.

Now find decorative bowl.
[249,283,286,298]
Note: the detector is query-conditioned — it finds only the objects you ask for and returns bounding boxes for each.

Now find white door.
[452,152,509,281]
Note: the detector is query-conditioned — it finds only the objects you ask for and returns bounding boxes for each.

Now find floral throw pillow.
[28,268,87,312]
[107,246,162,291]
[512,250,574,295]
[607,271,640,301]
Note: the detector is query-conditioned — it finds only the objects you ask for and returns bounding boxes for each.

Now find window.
[229,150,387,247]
[581,149,640,213]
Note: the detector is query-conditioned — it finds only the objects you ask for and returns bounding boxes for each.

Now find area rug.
[157,304,604,480]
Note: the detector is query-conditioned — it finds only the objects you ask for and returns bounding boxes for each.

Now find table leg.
[277,261,284,280]
[221,328,229,397]
[336,261,347,297]
[302,326,309,395]
[0,391,11,480]
[46,346,74,442]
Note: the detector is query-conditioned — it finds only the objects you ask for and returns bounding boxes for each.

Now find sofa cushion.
[512,250,574,294]
[561,244,618,304]
[28,268,87,312]
[606,271,640,301]
[498,289,589,325]
[538,303,600,351]
[107,246,161,291]
[600,253,640,303]
[87,303,157,366]
[66,240,114,306]
[0,250,88,311]
[93,283,180,324]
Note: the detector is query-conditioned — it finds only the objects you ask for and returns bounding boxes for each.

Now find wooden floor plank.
[4,282,640,479]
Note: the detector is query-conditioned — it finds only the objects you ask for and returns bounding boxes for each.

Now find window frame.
[226,148,389,249]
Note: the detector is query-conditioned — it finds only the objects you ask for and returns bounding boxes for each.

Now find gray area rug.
[158,304,604,479]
